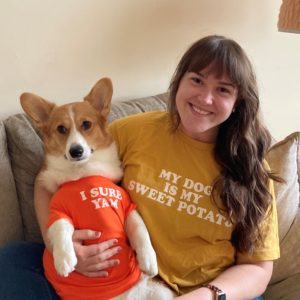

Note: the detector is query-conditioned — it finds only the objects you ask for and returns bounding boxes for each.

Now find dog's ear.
[20,93,56,128]
[84,77,113,118]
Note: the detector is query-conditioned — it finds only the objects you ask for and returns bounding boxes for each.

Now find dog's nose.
[69,144,84,158]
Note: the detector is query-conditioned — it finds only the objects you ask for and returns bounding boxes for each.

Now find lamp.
[277,0,300,33]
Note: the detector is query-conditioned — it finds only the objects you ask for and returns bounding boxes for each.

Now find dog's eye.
[57,125,67,134]
[82,120,92,130]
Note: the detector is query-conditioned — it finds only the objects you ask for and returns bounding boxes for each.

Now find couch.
[0,92,299,299]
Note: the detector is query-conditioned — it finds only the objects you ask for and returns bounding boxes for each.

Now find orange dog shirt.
[43,175,141,300]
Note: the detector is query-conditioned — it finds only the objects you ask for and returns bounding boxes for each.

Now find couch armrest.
[0,120,24,246]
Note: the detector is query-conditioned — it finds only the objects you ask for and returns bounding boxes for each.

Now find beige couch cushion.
[108,93,168,122]
[266,132,300,284]
[4,114,44,242]
[0,120,24,245]
[264,273,300,300]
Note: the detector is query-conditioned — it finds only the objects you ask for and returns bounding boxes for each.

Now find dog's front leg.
[47,219,77,277]
[125,210,158,277]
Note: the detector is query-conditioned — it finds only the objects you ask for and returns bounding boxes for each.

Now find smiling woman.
[168,34,279,251]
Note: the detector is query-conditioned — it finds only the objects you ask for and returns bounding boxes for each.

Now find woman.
[0,35,280,300]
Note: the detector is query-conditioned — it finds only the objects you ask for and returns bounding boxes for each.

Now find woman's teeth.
[191,104,211,115]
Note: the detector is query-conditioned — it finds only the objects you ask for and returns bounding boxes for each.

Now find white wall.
[0,0,299,141]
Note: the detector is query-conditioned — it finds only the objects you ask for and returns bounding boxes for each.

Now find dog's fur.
[20,78,174,300]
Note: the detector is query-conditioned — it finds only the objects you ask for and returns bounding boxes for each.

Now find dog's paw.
[136,247,158,277]
[53,247,77,277]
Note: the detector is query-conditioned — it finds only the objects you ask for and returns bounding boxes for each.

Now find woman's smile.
[189,102,212,116]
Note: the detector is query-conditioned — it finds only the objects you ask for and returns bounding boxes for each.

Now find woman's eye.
[218,87,230,94]
[57,125,67,134]
[82,120,92,130]
[191,77,202,84]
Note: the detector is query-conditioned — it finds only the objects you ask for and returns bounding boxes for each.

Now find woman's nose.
[198,88,213,104]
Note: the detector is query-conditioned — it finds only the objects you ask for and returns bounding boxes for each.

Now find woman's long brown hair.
[168,35,281,254]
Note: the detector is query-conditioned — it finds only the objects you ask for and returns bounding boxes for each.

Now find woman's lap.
[0,241,264,300]
[0,241,59,300]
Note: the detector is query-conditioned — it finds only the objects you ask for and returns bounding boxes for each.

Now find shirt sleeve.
[47,191,74,228]
[108,119,122,151]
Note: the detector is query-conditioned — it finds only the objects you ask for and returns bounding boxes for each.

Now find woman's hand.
[73,229,122,277]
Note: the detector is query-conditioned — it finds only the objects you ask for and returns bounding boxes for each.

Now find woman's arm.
[34,179,52,250]
[176,259,273,300]
[34,179,121,277]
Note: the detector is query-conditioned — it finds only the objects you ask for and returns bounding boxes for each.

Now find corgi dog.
[20,78,174,300]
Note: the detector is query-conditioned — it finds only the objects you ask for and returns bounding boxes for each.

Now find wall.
[0,0,299,140]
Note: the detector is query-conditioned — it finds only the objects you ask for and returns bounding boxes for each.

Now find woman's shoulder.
[109,111,171,154]
[109,111,170,132]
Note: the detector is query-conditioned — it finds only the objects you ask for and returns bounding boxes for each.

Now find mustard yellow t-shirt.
[109,111,280,295]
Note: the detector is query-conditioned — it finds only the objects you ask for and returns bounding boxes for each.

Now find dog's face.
[41,101,113,162]
[20,77,113,163]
